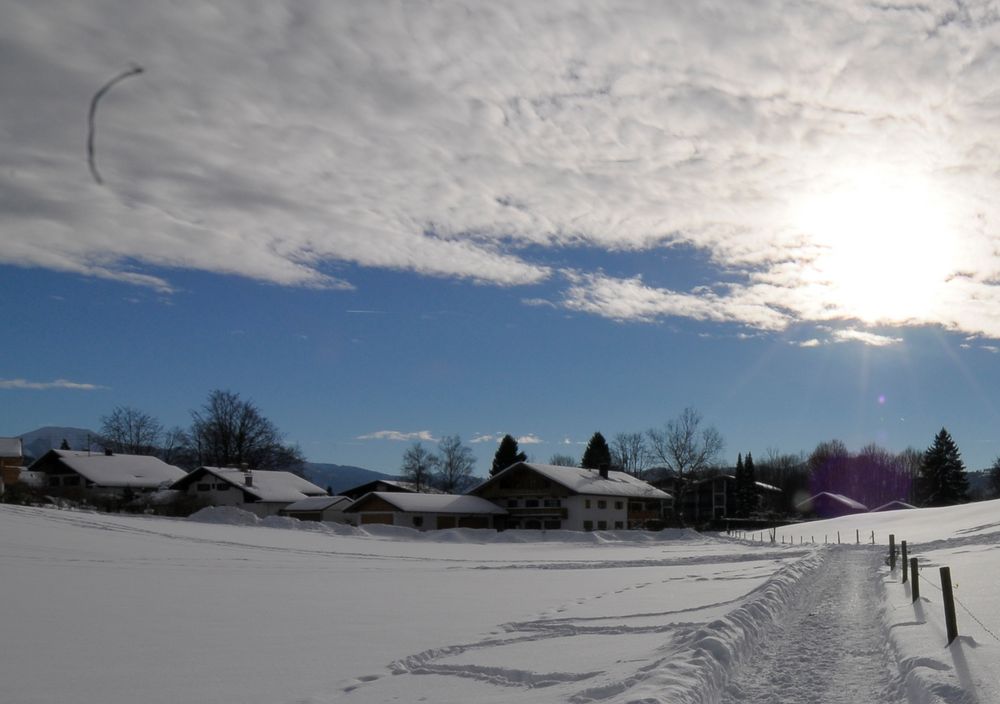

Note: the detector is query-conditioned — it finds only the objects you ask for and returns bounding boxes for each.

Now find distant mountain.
[303,462,397,494]
[19,426,100,462]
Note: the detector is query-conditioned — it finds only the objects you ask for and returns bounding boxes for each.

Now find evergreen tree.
[733,453,747,517]
[491,434,527,476]
[59,438,71,450]
[743,452,757,515]
[917,428,969,506]
[581,432,612,470]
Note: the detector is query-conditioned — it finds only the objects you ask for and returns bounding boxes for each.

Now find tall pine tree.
[733,453,747,517]
[581,432,612,470]
[918,428,969,506]
[491,434,527,476]
[743,452,756,515]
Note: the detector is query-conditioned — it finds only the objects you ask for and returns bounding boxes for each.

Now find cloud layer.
[0,378,104,390]
[5,1,1000,339]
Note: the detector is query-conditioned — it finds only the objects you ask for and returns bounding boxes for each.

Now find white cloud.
[356,430,436,442]
[798,339,822,348]
[831,329,903,347]
[517,434,543,445]
[0,378,105,390]
[5,1,1000,338]
[470,433,502,444]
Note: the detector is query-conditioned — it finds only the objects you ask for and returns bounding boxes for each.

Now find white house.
[170,466,328,517]
[28,449,186,495]
[343,492,507,531]
[280,495,353,523]
[469,462,673,531]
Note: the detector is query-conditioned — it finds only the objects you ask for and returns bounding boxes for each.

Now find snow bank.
[188,505,262,526]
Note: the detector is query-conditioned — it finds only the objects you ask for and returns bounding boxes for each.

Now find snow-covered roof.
[795,492,867,511]
[348,492,508,514]
[691,474,781,493]
[35,449,186,488]
[282,495,352,512]
[871,500,917,512]
[479,462,672,500]
[0,437,22,457]
[177,467,328,503]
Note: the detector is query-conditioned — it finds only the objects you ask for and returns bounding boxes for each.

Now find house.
[280,495,354,523]
[170,466,328,517]
[469,462,673,531]
[343,492,507,530]
[0,437,24,488]
[28,449,186,495]
[870,500,917,512]
[795,492,868,518]
[684,474,783,523]
[340,479,425,501]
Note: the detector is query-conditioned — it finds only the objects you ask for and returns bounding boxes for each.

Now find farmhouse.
[684,474,783,523]
[280,495,353,523]
[0,437,24,488]
[344,492,507,530]
[470,462,673,531]
[28,449,186,495]
[870,500,916,512]
[171,466,328,518]
[340,479,428,501]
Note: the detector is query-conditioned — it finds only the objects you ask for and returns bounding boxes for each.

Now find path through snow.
[720,547,903,704]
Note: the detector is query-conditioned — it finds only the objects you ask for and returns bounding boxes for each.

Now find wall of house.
[564,495,629,531]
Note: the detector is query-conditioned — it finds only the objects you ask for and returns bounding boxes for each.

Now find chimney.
[599,464,609,479]
[244,471,253,487]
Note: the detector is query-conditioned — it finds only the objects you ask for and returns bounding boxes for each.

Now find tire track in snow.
[719,548,904,704]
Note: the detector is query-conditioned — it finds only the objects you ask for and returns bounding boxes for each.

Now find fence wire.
[915,568,1000,642]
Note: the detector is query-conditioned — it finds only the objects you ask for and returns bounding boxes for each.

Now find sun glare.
[792,170,958,324]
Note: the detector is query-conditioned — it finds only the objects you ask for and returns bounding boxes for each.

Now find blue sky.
[4,1,1000,474]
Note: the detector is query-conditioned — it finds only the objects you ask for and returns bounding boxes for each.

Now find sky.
[4,0,1000,474]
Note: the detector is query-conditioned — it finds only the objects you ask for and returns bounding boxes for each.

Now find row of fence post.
[889,534,959,645]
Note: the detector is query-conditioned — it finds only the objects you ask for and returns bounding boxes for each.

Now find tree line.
[90,390,305,473]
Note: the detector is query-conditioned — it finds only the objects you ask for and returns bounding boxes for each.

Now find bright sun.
[792,169,957,324]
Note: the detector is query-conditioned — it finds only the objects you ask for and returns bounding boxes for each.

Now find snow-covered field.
[2,501,999,704]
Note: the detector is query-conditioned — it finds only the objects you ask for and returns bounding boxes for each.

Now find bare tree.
[611,432,648,477]
[190,389,303,472]
[646,407,724,481]
[435,435,476,493]
[100,406,162,455]
[400,442,437,492]
[158,426,195,468]
[548,453,576,466]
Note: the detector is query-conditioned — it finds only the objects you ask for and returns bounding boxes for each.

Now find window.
[216,484,229,491]
[583,520,594,531]
[64,475,80,486]
[412,516,423,527]
[525,499,539,508]
[597,500,607,509]
[597,520,607,530]
[506,499,518,507]
[584,499,591,509]
[614,521,624,530]
[196,483,211,492]
[614,501,623,510]
[543,499,561,507]
[48,476,60,487]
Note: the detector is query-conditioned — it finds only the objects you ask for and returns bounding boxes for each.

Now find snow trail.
[720,547,903,704]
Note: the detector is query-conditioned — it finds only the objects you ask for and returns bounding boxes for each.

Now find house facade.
[344,492,507,530]
[170,467,328,517]
[28,449,186,496]
[470,462,673,531]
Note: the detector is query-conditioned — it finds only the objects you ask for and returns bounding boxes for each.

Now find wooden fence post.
[910,558,920,602]
[940,567,959,644]
[871,530,875,545]
[901,541,908,583]
[856,529,860,544]
[889,534,896,570]
[837,531,840,544]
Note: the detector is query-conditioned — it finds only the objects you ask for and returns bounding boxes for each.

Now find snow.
[478,462,673,498]
[179,466,328,502]
[3,499,1000,703]
[351,491,508,514]
[42,449,187,487]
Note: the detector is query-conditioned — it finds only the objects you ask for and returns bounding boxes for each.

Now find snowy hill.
[301,461,396,492]
[1,500,998,703]
[18,425,98,461]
